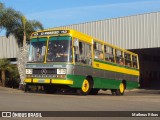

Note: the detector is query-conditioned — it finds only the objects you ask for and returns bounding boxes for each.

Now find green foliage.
[6,65,20,88]
[21,16,26,30]
[0,2,43,46]
[0,59,11,71]
[10,65,20,78]
[0,59,20,87]
[0,59,12,86]
[5,15,43,46]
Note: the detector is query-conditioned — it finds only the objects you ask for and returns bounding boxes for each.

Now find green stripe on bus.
[67,74,139,89]
[31,38,48,42]
[49,36,71,41]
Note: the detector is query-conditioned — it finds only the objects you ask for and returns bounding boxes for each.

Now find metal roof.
[0,35,19,58]
[53,12,160,49]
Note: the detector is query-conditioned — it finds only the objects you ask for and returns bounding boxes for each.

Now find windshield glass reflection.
[28,38,47,62]
[47,36,72,62]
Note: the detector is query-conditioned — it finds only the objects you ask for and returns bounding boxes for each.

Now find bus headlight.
[57,69,66,74]
[26,69,33,74]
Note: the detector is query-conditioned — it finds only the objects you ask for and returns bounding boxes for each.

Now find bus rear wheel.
[89,89,99,95]
[116,83,125,95]
[111,83,125,96]
[77,79,92,95]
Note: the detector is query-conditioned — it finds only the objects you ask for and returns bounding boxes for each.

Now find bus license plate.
[38,79,45,83]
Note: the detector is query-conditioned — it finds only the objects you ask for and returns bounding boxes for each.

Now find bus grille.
[33,69,57,74]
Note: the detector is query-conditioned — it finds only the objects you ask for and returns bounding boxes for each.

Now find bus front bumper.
[24,78,73,85]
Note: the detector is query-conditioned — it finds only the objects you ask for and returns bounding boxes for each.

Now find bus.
[24,29,139,95]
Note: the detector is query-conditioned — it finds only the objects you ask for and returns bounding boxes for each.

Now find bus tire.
[77,79,92,95]
[44,85,57,94]
[89,89,99,95]
[24,84,30,92]
[116,83,125,96]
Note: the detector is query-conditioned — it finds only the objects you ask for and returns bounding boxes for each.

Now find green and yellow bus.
[24,29,139,95]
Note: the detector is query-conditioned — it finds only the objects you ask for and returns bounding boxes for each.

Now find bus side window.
[132,55,138,68]
[85,44,92,65]
[78,41,83,63]
[104,45,114,62]
[75,40,92,65]
[124,53,131,67]
[94,42,103,60]
[115,49,124,65]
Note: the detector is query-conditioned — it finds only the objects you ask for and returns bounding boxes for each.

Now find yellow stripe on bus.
[24,78,73,85]
[51,79,73,85]
[93,61,139,76]
[24,79,31,83]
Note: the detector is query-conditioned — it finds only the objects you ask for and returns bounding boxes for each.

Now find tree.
[0,4,22,36]
[8,65,20,88]
[0,59,13,87]
[0,2,43,47]
[22,16,27,47]
[0,2,5,30]
[5,15,43,47]
[0,2,43,86]
[0,2,3,11]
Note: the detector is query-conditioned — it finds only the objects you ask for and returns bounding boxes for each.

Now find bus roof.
[31,28,138,56]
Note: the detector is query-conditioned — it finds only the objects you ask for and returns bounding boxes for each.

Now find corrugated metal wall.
[53,12,160,49]
[0,35,18,58]
[0,12,159,58]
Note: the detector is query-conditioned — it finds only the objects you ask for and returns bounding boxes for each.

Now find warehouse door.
[130,48,160,89]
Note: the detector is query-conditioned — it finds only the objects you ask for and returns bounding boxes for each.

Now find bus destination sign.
[32,30,69,37]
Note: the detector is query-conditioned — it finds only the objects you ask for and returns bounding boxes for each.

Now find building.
[0,35,18,63]
[1,12,160,89]
[52,12,160,89]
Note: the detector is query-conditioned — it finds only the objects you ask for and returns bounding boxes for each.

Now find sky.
[0,0,160,35]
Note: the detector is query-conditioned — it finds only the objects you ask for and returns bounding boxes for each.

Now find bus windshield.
[46,36,72,62]
[28,38,47,62]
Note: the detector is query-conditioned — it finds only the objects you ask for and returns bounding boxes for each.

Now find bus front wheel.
[77,79,92,95]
